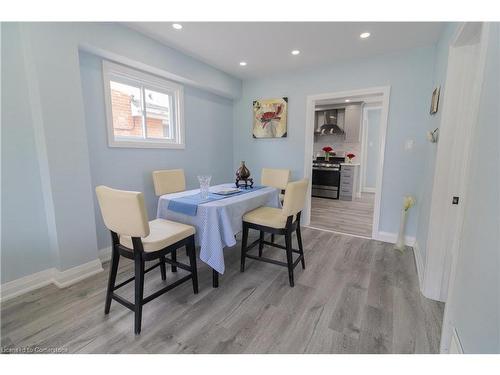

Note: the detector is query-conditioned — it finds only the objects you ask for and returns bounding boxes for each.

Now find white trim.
[303,86,391,244]
[362,187,376,193]
[375,231,415,247]
[305,225,415,247]
[304,225,372,240]
[0,260,103,302]
[102,60,185,149]
[448,328,464,354]
[413,241,425,290]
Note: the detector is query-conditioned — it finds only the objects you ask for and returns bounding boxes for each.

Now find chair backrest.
[261,168,291,190]
[95,185,150,237]
[282,179,309,218]
[152,169,186,196]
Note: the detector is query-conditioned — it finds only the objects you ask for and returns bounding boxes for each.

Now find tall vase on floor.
[394,195,416,252]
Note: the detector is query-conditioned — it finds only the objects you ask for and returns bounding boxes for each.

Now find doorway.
[302,87,390,240]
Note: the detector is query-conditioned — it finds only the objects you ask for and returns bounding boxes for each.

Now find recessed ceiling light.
[360,32,371,39]
[345,99,351,102]
[172,23,183,30]
[239,61,247,66]
[291,50,300,55]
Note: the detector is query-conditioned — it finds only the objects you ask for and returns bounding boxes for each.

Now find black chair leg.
[134,254,145,335]
[285,231,294,287]
[171,249,177,272]
[240,223,249,272]
[271,234,275,243]
[258,231,264,257]
[105,247,120,314]
[212,269,219,288]
[296,225,305,269]
[187,237,199,294]
[159,256,167,280]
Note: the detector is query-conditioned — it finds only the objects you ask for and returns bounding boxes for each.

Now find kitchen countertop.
[340,162,360,166]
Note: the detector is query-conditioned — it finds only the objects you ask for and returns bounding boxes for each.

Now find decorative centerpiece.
[235,161,254,189]
[322,146,334,161]
[346,153,356,163]
[395,195,416,252]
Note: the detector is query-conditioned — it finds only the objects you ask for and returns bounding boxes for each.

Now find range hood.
[315,109,344,135]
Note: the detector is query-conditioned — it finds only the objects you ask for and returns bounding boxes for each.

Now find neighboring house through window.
[102,60,184,148]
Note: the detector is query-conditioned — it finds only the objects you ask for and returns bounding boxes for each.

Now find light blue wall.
[79,51,234,250]
[365,108,382,189]
[415,23,459,265]
[234,47,436,236]
[1,22,240,283]
[1,23,53,283]
[444,24,499,353]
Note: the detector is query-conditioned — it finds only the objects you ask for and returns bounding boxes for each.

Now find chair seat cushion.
[120,218,195,252]
[243,206,287,229]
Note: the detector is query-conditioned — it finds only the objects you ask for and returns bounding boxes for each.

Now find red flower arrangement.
[322,146,333,153]
[346,153,356,162]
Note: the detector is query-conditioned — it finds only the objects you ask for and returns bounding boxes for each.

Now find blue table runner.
[167,186,265,216]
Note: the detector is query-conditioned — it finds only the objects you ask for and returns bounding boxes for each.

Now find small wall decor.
[430,86,440,114]
[252,97,288,138]
[427,128,439,143]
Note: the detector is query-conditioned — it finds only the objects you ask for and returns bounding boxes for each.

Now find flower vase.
[325,153,330,162]
[395,209,407,252]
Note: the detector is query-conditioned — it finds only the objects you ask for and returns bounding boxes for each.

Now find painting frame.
[252,97,288,138]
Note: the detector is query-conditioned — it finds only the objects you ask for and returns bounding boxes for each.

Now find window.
[102,61,184,148]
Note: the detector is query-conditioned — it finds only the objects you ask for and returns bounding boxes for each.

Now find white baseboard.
[374,231,416,247]
[52,259,103,288]
[448,328,464,354]
[413,241,425,290]
[99,246,112,263]
[1,259,103,302]
[0,268,54,302]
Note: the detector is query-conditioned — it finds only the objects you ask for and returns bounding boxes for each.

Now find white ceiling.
[126,22,445,80]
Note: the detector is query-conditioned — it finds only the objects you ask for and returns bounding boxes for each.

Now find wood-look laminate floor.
[1,228,443,354]
[310,193,375,237]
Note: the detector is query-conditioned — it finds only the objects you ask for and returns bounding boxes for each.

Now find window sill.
[108,140,185,149]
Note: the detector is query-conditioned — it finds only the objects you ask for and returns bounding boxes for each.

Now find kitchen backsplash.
[313,134,361,162]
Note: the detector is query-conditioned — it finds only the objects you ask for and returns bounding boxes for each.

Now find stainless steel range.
[312,157,343,199]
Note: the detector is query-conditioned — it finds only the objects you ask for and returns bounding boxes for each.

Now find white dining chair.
[240,179,309,287]
[152,169,186,196]
[95,185,198,334]
[260,168,291,203]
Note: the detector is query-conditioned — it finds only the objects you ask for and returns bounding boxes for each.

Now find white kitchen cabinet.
[339,163,360,201]
[344,105,362,142]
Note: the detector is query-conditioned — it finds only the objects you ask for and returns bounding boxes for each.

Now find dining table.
[156,183,281,287]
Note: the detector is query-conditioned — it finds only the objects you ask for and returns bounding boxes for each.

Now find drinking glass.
[197,175,212,200]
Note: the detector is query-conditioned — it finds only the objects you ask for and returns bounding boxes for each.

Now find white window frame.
[102,60,185,149]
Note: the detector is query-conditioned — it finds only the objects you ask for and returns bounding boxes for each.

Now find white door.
[423,23,488,302]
